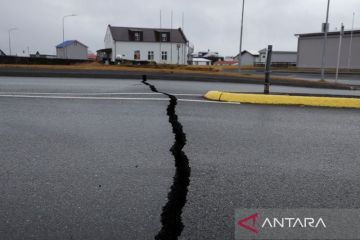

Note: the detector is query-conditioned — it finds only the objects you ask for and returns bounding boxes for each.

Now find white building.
[104,25,189,64]
[257,49,297,66]
[191,58,212,66]
[296,30,360,69]
[234,50,259,66]
[56,40,88,60]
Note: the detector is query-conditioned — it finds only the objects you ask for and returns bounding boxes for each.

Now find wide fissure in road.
[141,75,191,240]
[1,76,360,239]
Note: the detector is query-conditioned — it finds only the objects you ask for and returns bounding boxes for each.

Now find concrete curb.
[0,67,357,90]
[204,91,360,109]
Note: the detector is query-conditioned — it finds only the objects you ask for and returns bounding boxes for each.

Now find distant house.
[30,51,57,59]
[191,58,212,66]
[296,30,360,69]
[56,40,88,60]
[0,49,6,56]
[257,48,297,66]
[192,51,224,65]
[104,25,189,64]
[234,50,259,66]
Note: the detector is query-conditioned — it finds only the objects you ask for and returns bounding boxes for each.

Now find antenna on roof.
[171,10,173,29]
[160,9,162,29]
[171,10,173,64]
[182,12,184,29]
[347,12,355,70]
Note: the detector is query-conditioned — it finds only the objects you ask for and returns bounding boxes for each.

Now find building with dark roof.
[0,49,6,56]
[296,30,360,69]
[56,40,88,60]
[104,25,189,64]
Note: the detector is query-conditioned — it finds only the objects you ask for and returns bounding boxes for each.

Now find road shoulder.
[204,91,360,109]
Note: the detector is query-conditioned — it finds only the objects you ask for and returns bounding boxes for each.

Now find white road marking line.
[0,92,203,96]
[0,94,240,104]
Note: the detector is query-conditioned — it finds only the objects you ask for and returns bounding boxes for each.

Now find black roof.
[295,30,360,37]
[108,25,188,43]
[0,49,6,56]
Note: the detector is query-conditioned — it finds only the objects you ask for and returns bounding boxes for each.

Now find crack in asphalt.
[141,75,191,240]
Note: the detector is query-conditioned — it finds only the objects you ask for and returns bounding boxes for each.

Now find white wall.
[113,41,188,64]
[272,52,297,63]
[240,53,256,66]
[57,43,88,60]
[104,27,114,50]
[297,34,360,69]
[258,51,297,64]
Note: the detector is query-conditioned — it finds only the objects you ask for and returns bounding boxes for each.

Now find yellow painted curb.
[204,91,360,109]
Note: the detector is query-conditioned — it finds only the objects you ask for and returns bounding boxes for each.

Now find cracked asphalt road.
[0,76,360,240]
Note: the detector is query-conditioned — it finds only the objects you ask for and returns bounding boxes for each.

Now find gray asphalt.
[0,76,360,240]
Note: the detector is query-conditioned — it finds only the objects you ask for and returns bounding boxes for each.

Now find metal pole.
[62,14,77,42]
[182,12,184,30]
[159,10,162,63]
[320,0,331,80]
[8,28,17,56]
[8,30,11,56]
[347,12,355,70]
[171,10,173,64]
[335,24,344,82]
[238,0,245,72]
[264,45,273,94]
[62,16,65,43]
[62,14,77,59]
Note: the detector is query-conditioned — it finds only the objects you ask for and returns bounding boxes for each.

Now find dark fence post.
[264,45,273,94]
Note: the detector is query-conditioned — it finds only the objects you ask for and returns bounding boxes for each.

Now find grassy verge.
[0,63,355,89]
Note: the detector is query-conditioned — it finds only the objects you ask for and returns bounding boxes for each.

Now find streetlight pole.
[8,28,18,56]
[62,14,77,43]
[238,0,245,72]
[347,12,355,71]
[320,0,331,81]
[335,23,344,83]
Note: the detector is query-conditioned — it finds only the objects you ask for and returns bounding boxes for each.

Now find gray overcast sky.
[0,0,359,56]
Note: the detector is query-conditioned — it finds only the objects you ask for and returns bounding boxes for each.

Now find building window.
[161,51,167,61]
[161,33,168,42]
[148,51,154,61]
[134,32,141,41]
[134,50,140,60]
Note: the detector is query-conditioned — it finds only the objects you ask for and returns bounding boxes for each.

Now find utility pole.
[8,28,18,56]
[171,10,173,64]
[62,14,76,59]
[347,12,355,71]
[238,0,245,72]
[335,24,344,83]
[182,12,184,30]
[320,0,331,81]
[264,45,273,94]
[62,14,77,43]
[159,10,162,63]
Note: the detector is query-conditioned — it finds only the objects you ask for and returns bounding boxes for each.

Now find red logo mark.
[238,213,258,234]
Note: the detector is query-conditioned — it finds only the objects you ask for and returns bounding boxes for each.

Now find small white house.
[192,58,212,66]
[104,25,189,64]
[234,50,259,66]
[257,48,297,65]
[56,40,88,60]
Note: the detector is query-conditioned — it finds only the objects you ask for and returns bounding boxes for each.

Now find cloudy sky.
[0,0,359,56]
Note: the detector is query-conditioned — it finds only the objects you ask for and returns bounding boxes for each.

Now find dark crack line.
[141,75,191,240]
